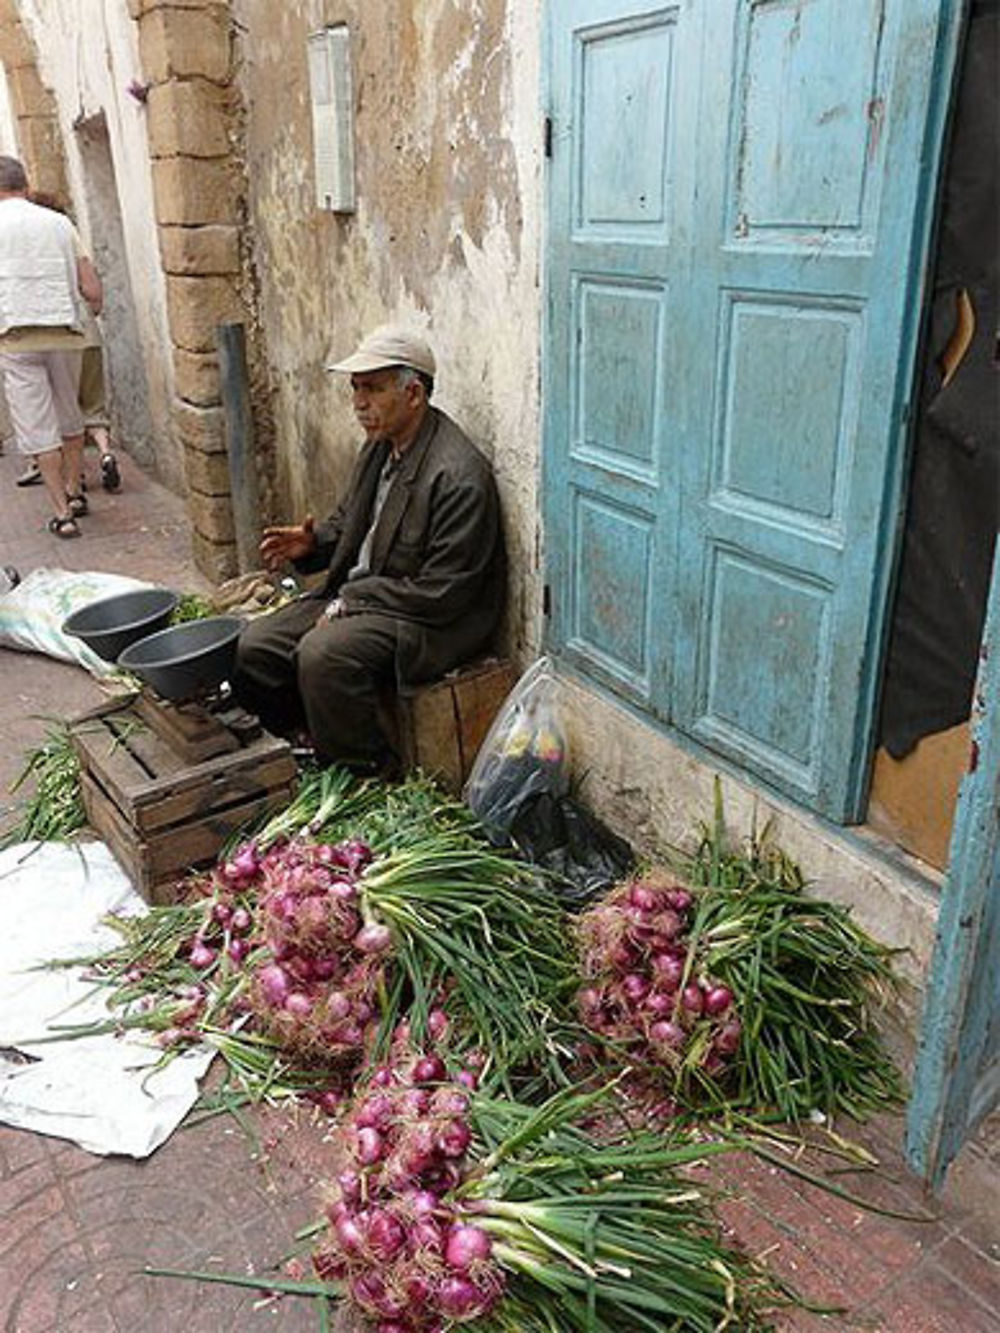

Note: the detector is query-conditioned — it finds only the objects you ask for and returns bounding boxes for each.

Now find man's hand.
[260,514,317,571]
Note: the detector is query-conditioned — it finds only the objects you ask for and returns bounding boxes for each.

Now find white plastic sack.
[0,567,153,676]
[0,841,213,1157]
[463,656,570,833]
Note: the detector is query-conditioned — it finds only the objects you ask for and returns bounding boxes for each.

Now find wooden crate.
[389,658,516,792]
[71,694,297,904]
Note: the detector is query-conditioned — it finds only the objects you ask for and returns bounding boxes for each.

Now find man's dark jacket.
[296,406,506,688]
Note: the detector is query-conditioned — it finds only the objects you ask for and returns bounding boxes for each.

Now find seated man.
[232,325,506,770]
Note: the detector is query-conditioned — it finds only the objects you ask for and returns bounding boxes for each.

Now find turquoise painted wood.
[544,0,962,820]
[906,540,1000,1190]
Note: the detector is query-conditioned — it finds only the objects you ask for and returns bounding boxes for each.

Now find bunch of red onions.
[226,837,397,1062]
[575,876,741,1078]
[313,1051,504,1330]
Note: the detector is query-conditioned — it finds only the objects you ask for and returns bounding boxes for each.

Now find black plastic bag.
[506,790,634,909]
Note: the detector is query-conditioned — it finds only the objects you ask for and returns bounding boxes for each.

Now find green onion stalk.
[453,1085,783,1332]
[1,722,87,848]
[678,792,904,1121]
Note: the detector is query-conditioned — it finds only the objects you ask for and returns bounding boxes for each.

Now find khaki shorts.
[79,345,107,426]
[0,348,85,455]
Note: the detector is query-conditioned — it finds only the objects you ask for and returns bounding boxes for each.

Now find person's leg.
[34,446,77,523]
[0,352,77,532]
[46,350,85,507]
[296,613,399,766]
[231,597,327,735]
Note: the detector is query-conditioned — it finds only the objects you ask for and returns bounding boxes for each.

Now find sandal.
[67,493,88,517]
[48,514,81,539]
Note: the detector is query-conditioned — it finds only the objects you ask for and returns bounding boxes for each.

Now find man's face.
[349,368,423,445]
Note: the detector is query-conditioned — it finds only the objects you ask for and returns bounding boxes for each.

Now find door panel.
[545,0,960,817]
[547,0,695,713]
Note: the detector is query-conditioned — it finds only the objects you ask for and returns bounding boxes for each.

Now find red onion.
[628,882,662,913]
[666,887,693,912]
[455,1070,478,1091]
[211,901,232,926]
[406,1189,438,1217]
[227,937,249,965]
[703,984,734,1016]
[355,1126,384,1165]
[648,1019,686,1049]
[284,991,313,1016]
[356,1093,394,1130]
[610,942,636,970]
[436,1274,491,1320]
[681,982,705,1015]
[577,986,603,1013]
[427,1007,450,1040]
[230,905,252,933]
[621,972,650,1003]
[325,1087,349,1119]
[188,941,216,969]
[337,1168,361,1202]
[366,1208,406,1260]
[651,909,683,941]
[258,965,289,1002]
[644,990,674,1018]
[431,1088,469,1116]
[409,1217,444,1253]
[333,1211,365,1253]
[311,956,338,980]
[323,991,352,1022]
[412,1053,447,1084]
[445,1223,493,1269]
[371,1065,396,1088]
[714,1018,742,1055]
[400,1087,431,1116]
[437,1119,472,1159]
[651,953,684,989]
[355,922,392,955]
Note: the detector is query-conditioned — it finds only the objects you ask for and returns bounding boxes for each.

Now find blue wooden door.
[906,541,1000,1189]
[544,0,962,820]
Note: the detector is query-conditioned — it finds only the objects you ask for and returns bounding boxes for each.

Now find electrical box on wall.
[307,24,355,213]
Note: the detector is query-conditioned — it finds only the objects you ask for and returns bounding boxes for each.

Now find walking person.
[0,157,103,537]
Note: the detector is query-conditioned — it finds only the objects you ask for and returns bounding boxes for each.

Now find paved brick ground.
[0,441,997,1331]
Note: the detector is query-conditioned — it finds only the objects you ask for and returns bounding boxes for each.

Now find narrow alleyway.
[0,445,997,1331]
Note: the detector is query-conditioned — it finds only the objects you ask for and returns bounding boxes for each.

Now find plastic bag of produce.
[0,567,152,676]
[463,656,570,834]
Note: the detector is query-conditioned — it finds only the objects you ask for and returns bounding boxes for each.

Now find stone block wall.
[135,0,245,579]
[0,3,68,200]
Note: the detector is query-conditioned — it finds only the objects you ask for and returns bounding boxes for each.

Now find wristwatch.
[324,596,347,620]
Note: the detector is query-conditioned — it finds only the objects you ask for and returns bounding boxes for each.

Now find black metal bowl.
[117,616,244,702]
[62,588,180,663]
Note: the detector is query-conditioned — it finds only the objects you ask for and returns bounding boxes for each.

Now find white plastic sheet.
[0,840,213,1157]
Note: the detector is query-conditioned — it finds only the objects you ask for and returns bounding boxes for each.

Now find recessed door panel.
[733,0,886,242]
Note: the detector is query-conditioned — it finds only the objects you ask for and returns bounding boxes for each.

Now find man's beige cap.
[326,324,436,377]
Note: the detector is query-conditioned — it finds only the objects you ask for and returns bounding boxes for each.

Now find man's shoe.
[15,463,42,487]
[100,452,121,492]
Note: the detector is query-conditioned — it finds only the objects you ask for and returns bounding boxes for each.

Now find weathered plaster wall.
[12,0,179,485]
[234,0,544,653]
